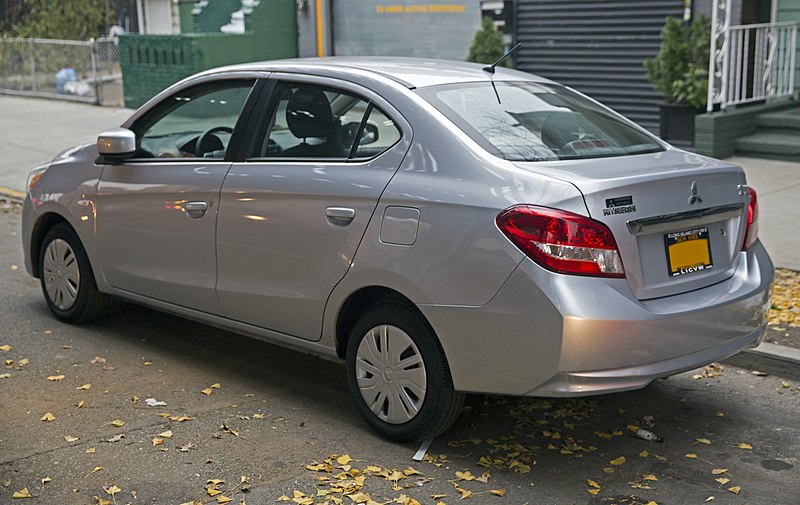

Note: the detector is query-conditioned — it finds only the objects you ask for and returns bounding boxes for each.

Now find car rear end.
[412,75,774,397]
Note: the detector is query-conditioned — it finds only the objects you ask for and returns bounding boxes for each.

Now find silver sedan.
[22,58,773,442]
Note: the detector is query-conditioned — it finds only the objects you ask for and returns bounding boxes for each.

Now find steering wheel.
[195,126,234,157]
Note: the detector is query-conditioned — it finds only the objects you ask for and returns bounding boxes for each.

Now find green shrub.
[644,16,711,109]
[467,17,506,65]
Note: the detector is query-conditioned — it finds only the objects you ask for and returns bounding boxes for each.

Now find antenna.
[483,43,522,74]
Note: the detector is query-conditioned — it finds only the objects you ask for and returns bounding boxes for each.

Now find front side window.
[253,82,401,160]
[416,81,663,162]
[132,79,255,159]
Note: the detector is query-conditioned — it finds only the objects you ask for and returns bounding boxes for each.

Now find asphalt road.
[1,207,799,505]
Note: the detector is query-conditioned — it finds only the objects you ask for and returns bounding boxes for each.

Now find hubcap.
[355,325,427,424]
[42,238,80,311]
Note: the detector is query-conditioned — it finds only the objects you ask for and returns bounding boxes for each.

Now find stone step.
[735,131,800,159]
[756,107,800,129]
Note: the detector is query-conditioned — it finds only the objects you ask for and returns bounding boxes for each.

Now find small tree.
[8,0,114,40]
[467,17,506,65]
[644,16,711,109]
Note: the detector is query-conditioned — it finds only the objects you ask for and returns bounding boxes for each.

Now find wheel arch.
[29,212,72,278]
[334,286,428,359]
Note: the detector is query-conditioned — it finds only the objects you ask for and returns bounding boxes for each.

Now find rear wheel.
[39,224,108,323]
[345,303,464,442]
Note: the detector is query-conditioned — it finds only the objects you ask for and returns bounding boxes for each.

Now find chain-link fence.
[0,37,124,107]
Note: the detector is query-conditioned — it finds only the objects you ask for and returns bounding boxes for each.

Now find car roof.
[203,57,554,89]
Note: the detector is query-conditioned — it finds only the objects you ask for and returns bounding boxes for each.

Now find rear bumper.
[420,240,773,397]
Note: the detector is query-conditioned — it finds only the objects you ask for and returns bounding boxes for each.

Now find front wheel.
[345,303,464,442]
[39,223,109,323]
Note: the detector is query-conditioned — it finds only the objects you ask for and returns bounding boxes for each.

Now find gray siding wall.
[514,0,685,133]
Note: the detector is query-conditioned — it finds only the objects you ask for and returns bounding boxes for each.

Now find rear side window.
[416,81,663,162]
[252,82,401,160]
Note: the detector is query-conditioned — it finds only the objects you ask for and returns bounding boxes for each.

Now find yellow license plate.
[665,227,713,277]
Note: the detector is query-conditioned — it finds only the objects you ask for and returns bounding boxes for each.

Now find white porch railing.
[707,2,798,112]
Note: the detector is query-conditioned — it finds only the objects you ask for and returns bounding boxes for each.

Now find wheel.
[39,223,109,323]
[345,303,465,442]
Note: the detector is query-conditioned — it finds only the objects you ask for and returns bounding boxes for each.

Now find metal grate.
[514,0,684,134]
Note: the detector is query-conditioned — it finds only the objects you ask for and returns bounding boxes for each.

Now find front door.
[96,78,257,314]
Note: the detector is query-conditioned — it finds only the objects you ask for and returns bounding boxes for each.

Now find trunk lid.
[515,150,750,299]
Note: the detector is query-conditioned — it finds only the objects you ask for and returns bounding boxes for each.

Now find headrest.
[286,88,335,139]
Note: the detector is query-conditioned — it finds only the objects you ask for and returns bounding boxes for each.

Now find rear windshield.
[416,81,664,162]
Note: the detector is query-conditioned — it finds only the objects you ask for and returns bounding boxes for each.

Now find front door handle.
[185,201,209,219]
[325,207,355,226]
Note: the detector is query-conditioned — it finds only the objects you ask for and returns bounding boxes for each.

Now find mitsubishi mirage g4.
[22,58,773,441]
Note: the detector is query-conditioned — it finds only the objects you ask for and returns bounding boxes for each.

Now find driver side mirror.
[97,128,136,162]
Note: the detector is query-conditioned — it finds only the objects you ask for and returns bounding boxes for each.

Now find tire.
[345,303,465,442]
[39,223,109,323]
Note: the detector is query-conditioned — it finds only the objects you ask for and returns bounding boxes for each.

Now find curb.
[0,186,25,202]
[726,342,800,381]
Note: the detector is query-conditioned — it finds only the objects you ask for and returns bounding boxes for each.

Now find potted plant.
[644,16,711,146]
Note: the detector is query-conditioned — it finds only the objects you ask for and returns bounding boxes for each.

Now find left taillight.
[742,187,759,251]
[496,205,625,278]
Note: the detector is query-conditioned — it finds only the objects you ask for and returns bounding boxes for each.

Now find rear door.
[216,75,411,339]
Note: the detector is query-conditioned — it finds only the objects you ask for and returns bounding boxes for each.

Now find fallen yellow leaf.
[695,438,712,445]
[455,470,475,481]
[12,487,32,499]
[737,443,753,450]
[639,450,649,458]
[643,474,658,481]
[64,435,79,442]
[110,419,125,427]
[0,373,10,379]
[711,469,728,475]
[217,496,232,504]
[0,344,11,352]
[728,486,741,495]
[92,466,103,473]
[40,412,56,422]
[488,489,506,497]
[76,384,92,390]
[152,437,164,447]
[75,400,85,408]
[587,488,600,496]
[41,477,51,485]
[337,454,352,465]
[18,358,29,366]
[587,479,601,489]
[715,477,730,485]
[85,447,96,454]
[105,485,121,496]
[685,454,698,459]
[609,456,626,465]
[46,375,65,381]
[159,430,173,438]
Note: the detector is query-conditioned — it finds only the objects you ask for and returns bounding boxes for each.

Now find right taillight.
[496,205,625,278]
[742,187,759,251]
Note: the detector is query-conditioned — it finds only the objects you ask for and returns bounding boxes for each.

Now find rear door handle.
[325,207,355,226]
[185,201,209,219]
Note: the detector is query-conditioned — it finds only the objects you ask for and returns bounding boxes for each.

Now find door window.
[253,82,401,160]
[131,79,255,160]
